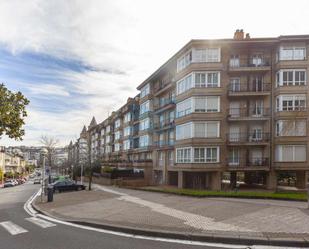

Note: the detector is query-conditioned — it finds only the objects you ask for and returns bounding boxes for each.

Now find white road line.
[25,217,56,228]
[0,221,28,235]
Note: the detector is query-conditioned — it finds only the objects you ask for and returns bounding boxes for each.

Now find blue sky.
[1,0,309,146]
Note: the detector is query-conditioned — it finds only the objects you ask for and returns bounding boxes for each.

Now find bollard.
[47,185,54,202]
[307,183,309,209]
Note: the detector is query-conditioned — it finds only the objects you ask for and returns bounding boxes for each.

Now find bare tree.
[40,135,59,171]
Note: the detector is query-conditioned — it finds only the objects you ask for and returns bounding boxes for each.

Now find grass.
[136,187,308,202]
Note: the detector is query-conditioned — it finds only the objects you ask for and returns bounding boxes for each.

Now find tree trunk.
[88,168,93,191]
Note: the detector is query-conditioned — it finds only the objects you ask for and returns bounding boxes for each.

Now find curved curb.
[31,200,309,248]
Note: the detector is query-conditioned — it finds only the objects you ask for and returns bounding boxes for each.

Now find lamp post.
[40,148,48,202]
[81,164,83,185]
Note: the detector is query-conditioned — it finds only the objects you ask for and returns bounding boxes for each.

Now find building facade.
[68,30,309,190]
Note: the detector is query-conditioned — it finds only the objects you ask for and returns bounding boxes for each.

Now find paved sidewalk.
[34,184,309,246]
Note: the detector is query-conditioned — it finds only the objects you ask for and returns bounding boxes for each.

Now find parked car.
[4,180,14,188]
[51,180,85,193]
[33,178,41,184]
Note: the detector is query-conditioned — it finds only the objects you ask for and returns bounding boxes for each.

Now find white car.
[33,178,41,184]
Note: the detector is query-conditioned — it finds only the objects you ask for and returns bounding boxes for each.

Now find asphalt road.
[0,182,244,249]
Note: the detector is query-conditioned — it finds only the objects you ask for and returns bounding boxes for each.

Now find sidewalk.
[34,184,309,247]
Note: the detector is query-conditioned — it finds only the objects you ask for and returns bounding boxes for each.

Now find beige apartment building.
[69,30,309,190]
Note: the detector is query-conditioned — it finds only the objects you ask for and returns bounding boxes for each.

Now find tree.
[0,83,29,140]
[40,135,59,171]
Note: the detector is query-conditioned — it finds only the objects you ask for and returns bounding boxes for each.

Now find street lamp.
[40,148,48,202]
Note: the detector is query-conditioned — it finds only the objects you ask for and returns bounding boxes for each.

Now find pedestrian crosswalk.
[0,217,56,235]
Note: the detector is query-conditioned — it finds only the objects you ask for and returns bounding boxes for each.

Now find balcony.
[139,111,153,120]
[154,140,175,149]
[228,61,271,73]
[154,120,175,131]
[154,99,176,114]
[227,108,270,121]
[228,157,270,170]
[227,132,270,145]
[228,83,271,96]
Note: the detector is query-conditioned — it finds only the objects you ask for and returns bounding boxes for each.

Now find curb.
[31,199,309,247]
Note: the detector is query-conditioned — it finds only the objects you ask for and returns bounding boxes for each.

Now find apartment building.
[68,30,309,190]
[0,147,26,176]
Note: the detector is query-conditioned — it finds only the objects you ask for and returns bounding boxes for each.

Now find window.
[124,113,131,123]
[279,47,306,61]
[176,147,219,163]
[115,131,121,140]
[230,55,240,67]
[176,147,192,163]
[276,120,306,136]
[195,72,220,87]
[177,50,192,72]
[194,48,221,63]
[139,118,150,131]
[168,151,174,165]
[115,119,121,128]
[277,70,306,86]
[123,140,131,150]
[139,135,150,147]
[140,84,150,98]
[176,74,193,95]
[114,143,121,152]
[176,122,192,140]
[276,95,306,111]
[276,145,306,162]
[105,145,112,153]
[140,100,150,115]
[194,96,220,112]
[106,125,110,133]
[176,72,220,95]
[124,126,131,137]
[176,98,192,118]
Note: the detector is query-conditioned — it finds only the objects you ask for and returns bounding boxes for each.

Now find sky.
[1,0,309,147]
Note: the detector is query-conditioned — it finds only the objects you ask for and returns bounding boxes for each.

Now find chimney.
[245,33,251,39]
[233,29,240,39]
[233,29,245,40]
[239,29,244,39]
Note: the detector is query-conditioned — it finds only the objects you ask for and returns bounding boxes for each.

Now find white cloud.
[1,0,309,146]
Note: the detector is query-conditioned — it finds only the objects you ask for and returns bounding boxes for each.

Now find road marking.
[26,217,56,228]
[0,221,28,235]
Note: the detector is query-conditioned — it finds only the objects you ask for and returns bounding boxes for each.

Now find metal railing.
[228,108,270,118]
[228,157,269,167]
[227,132,270,143]
[228,83,271,93]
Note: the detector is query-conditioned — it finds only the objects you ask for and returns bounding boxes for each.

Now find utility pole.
[40,148,47,202]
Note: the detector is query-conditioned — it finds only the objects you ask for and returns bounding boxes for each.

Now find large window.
[140,84,150,98]
[176,121,220,140]
[276,120,306,136]
[124,112,131,123]
[139,118,150,131]
[177,50,192,72]
[194,48,221,63]
[124,126,131,137]
[275,145,306,162]
[140,100,150,115]
[176,98,192,118]
[176,147,219,163]
[176,74,193,95]
[176,96,220,118]
[115,131,121,140]
[276,70,306,86]
[176,72,220,95]
[115,119,121,128]
[139,135,150,147]
[114,143,121,152]
[123,140,131,150]
[276,95,306,111]
[279,47,306,61]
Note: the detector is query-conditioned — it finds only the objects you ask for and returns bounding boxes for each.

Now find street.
[0,183,245,249]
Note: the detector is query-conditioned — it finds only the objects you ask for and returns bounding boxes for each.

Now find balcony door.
[230,78,240,92]
[250,149,263,166]
[230,55,240,67]
[250,126,263,141]
[229,102,240,117]
[229,148,240,166]
[251,100,263,117]
[252,54,263,66]
[251,76,263,92]
[229,126,240,142]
